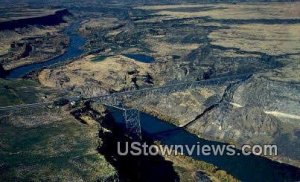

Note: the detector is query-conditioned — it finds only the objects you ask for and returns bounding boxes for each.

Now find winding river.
[5,22,300,181]
[5,22,85,79]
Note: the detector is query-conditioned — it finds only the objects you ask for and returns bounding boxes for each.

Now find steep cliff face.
[0,9,71,30]
[131,72,300,167]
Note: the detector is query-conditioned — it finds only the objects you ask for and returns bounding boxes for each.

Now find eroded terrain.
[1,1,300,181]
[38,2,300,168]
[0,8,70,70]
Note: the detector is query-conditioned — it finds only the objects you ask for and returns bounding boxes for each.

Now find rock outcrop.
[0,9,71,30]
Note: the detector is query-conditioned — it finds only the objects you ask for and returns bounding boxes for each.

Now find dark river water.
[5,22,85,79]
[108,106,300,182]
[4,21,300,181]
[123,54,155,63]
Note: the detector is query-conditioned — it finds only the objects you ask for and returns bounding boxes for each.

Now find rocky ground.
[126,3,300,167]
[0,78,237,182]
[38,55,154,95]
[0,8,70,71]
[0,2,300,180]
[39,2,299,168]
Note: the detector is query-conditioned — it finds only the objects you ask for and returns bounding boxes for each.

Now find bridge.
[0,73,251,139]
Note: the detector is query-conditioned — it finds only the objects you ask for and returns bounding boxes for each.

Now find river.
[5,21,300,181]
[108,106,300,182]
[5,22,85,79]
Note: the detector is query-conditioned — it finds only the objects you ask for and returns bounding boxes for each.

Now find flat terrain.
[209,24,300,56]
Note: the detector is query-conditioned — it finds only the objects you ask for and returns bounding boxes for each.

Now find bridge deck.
[0,73,251,111]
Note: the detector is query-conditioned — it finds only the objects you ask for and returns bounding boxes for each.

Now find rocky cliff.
[0,9,71,30]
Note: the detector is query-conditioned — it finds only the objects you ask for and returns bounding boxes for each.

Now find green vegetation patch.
[0,118,117,181]
[0,79,38,107]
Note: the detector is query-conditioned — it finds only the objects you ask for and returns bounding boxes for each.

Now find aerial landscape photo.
[0,0,300,181]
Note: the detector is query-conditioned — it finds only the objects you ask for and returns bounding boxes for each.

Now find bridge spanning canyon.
[0,74,251,139]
